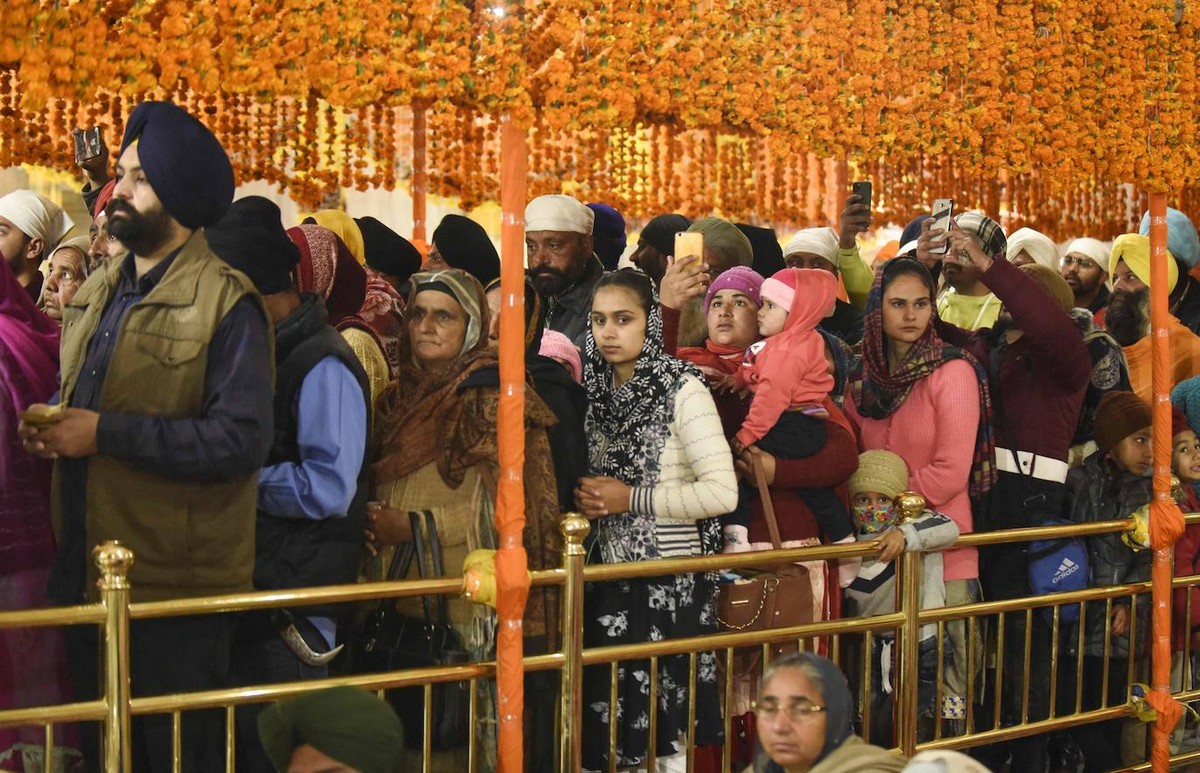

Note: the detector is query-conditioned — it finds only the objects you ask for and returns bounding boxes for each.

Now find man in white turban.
[0,190,74,302]
[525,193,601,345]
[1058,237,1110,314]
[1006,227,1058,270]
[783,226,865,344]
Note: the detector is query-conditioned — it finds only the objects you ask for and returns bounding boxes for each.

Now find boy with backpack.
[1065,390,1154,770]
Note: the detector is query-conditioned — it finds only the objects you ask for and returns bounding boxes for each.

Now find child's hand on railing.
[876,529,907,564]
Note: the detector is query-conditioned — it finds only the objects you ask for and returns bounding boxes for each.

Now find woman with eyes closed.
[575,269,737,772]
[748,652,906,773]
[843,257,994,729]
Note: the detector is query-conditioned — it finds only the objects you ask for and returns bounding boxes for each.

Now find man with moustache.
[19,101,273,772]
[1107,234,1200,403]
[525,194,602,346]
[1138,207,1200,334]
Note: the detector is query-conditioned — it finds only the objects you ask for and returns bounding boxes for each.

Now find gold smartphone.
[674,231,704,262]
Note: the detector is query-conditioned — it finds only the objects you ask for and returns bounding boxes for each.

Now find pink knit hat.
[538,330,582,383]
[760,268,800,312]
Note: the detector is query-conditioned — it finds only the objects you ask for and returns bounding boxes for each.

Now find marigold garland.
[1,0,1198,232]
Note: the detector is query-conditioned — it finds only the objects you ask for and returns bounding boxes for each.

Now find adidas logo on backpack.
[1053,557,1081,585]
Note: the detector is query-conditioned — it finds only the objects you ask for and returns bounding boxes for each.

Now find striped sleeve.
[630,375,738,521]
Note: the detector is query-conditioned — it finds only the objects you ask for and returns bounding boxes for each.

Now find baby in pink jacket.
[729,267,854,548]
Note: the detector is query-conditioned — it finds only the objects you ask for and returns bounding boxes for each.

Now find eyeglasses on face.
[1060,254,1099,271]
[751,700,827,722]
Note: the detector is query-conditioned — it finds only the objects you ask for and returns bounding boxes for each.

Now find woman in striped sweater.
[575,269,739,772]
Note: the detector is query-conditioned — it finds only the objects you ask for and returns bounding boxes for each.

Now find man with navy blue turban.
[20,101,274,772]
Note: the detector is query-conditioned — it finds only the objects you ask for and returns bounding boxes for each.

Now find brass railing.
[1,514,1199,771]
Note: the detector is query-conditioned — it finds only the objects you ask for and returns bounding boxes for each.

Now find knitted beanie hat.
[1173,404,1192,439]
[1017,263,1074,314]
[705,265,765,312]
[538,329,582,383]
[760,268,800,313]
[1095,391,1152,453]
[849,450,910,500]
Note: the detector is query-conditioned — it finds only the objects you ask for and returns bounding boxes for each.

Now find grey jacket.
[844,510,960,641]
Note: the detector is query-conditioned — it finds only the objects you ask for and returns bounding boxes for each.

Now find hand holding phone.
[928,198,954,256]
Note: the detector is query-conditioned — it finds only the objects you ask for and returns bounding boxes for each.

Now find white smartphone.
[930,198,954,256]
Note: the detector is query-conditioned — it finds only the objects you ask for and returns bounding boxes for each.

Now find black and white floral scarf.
[583,293,705,564]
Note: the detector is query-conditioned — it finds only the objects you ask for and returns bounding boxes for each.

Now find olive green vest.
[55,230,269,601]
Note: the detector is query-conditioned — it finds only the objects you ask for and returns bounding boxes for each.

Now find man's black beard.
[1106,287,1150,347]
[106,199,174,256]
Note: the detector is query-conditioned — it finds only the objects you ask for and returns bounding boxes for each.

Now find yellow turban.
[1110,233,1178,293]
[304,209,366,265]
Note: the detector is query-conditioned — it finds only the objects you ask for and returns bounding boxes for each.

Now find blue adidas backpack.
[1027,517,1089,626]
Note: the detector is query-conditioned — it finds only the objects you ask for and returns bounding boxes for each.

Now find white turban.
[0,190,74,258]
[783,227,839,262]
[524,194,594,235]
[1063,237,1111,275]
[1006,227,1058,270]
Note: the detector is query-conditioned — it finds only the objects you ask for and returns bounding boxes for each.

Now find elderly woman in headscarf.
[39,236,96,323]
[749,653,906,773]
[288,224,393,407]
[0,257,75,761]
[365,269,563,764]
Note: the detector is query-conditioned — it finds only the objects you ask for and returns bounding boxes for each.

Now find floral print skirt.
[581,572,723,770]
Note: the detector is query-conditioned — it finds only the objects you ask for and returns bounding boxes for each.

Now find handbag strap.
[423,511,451,625]
[409,512,435,622]
[753,453,784,551]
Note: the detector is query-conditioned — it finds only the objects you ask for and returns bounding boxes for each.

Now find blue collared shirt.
[258,356,366,520]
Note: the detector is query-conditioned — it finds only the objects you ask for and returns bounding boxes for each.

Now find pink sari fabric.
[0,260,76,768]
[0,258,59,573]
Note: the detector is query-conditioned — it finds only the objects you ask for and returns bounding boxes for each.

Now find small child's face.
[758,299,788,337]
[1110,428,1153,476]
[1174,429,1200,483]
[852,491,896,534]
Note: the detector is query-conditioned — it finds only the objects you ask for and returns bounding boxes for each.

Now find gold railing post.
[898,549,921,756]
[95,541,134,773]
[559,514,590,773]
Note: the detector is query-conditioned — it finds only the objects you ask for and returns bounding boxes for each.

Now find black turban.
[639,214,691,256]
[431,214,501,286]
[119,101,234,230]
[587,203,627,271]
[736,223,786,277]
[355,216,422,282]
[205,196,300,294]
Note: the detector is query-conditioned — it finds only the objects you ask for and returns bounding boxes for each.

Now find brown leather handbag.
[716,456,814,632]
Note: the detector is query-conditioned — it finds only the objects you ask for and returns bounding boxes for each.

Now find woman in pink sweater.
[844,257,996,730]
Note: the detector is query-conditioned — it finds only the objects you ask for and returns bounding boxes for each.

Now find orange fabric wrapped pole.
[494,112,530,773]
[1148,193,1186,770]
[411,103,428,243]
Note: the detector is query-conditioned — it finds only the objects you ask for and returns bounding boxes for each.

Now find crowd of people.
[4,99,1200,773]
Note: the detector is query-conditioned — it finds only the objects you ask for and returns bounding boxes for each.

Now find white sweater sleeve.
[629,375,739,521]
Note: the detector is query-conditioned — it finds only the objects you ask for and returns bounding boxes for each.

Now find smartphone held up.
[929,198,954,256]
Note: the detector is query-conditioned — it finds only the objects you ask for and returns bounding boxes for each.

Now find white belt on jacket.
[994,447,1069,484]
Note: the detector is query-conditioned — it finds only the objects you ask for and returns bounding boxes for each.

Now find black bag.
[355,511,470,750]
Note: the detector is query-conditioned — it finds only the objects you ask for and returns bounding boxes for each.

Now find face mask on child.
[854,503,897,534]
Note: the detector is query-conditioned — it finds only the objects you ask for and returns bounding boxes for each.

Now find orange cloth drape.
[1123,316,1200,405]
[1149,194,1187,771]
[493,113,530,773]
